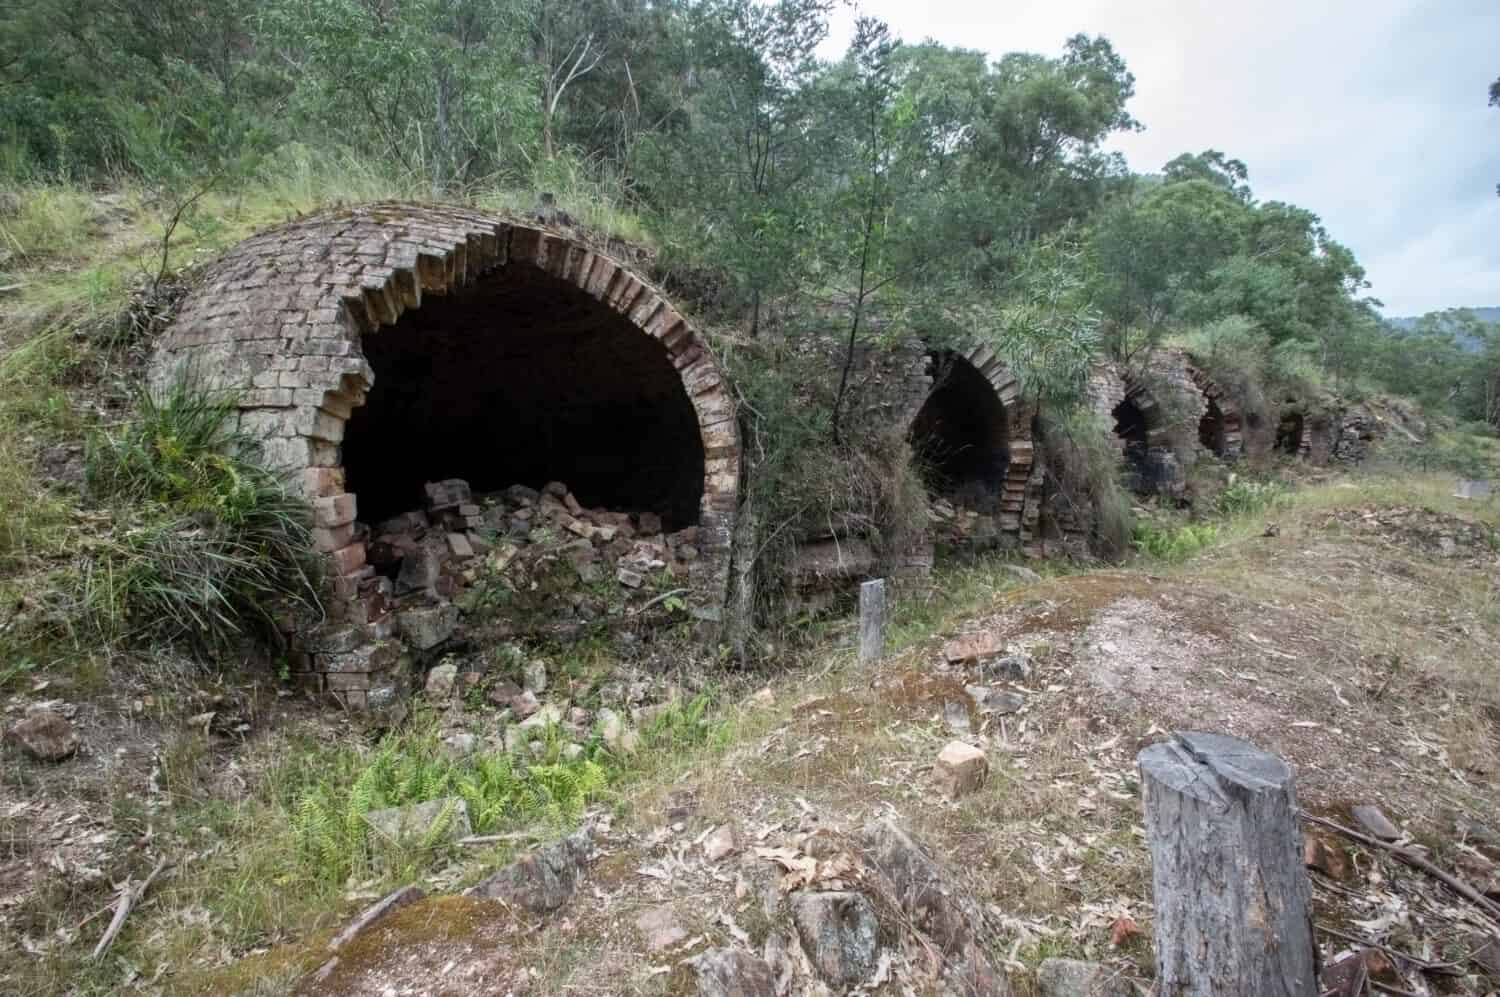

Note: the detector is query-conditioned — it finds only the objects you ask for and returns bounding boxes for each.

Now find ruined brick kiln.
[150,203,738,708]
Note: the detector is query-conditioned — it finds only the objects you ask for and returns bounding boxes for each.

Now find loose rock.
[791,891,880,986]
[364,797,471,845]
[467,827,592,913]
[4,708,80,762]
[685,947,777,997]
[398,604,459,650]
[703,824,740,862]
[935,741,988,799]
[424,663,458,700]
[636,904,689,952]
[943,631,1005,665]
[523,659,548,694]
[1352,804,1402,841]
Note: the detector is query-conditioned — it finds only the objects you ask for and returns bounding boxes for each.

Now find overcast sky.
[823,0,1500,317]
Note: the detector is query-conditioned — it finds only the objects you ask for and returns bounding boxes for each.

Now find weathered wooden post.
[1137,731,1316,997]
[858,579,885,664]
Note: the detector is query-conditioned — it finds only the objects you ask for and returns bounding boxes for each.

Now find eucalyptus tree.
[637,0,835,336]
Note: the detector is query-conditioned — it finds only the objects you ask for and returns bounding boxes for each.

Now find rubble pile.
[927,497,1005,548]
[369,478,700,639]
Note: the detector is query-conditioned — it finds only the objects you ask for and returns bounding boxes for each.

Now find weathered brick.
[313,493,358,529]
[329,542,367,575]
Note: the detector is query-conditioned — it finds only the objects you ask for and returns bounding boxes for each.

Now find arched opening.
[1199,397,1227,456]
[342,265,706,529]
[1112,396,1152,492]
[1276,411,1305,456]
[909,353,1009,513]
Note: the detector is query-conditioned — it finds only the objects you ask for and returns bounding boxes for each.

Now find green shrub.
[1214,478,1287,518]
[283,726,609,886]
[1132,521,1218,561]
[77,377,320,651]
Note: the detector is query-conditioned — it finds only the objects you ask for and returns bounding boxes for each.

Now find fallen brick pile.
[928,497,1006,549]
[370,478,701,639]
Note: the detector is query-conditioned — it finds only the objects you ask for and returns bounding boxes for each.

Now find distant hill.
[1386,306,1500,331]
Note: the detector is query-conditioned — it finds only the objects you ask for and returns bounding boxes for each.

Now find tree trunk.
[1137,731,1317,997]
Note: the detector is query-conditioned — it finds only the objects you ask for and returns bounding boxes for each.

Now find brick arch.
[151,202,739,634]
[903,343,1040,545]
[1186,364,1243,461]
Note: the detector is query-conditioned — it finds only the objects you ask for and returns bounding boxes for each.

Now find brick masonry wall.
[151,202,739,708]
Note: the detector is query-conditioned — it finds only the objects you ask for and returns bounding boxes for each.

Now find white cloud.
[824,0,1500,315]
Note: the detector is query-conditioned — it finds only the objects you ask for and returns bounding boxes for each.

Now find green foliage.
[77,377,320,651]
[1132,521,1219,561]
[1214,478,1288,517]
[1038,407,1134,560]
[283,725,608,885]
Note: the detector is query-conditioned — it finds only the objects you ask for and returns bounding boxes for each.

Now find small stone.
[593,525,618,542]
[1302,832,1352,881]
[424,478,471,512]
[942,631,1005,665]
[980,653,1033,682]
[791,891,880,986]
[563,517,593,539]
[636,905,689,952]
[466,827,592,913]
[442,732,477,757]
[596,708,638,754]
[561,743,585,761]
[364,797,471,845]
[703,824,740,862]
[446,532,475,558]
[511,691,542,719]
[966,685,1024,715]
[518,703,563,730]
[935,741,988,800]
[686,947,777,997]
[488,679,523,709]
[542,481,569,498]
[1037,958,1132,997]
[751,687,775,707]
[943,700,971,734]
[637,511,663,535]
[398,604,459,651]
[424,663,458,700]
[1352,804,1402,841]
[523,660,548,694]
[616,567,644,588]
[4,709,80,762]
[395,544,443,595]
[563,492,584,516]
[1003,564,1043,585]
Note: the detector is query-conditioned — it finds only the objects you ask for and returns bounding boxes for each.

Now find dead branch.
[92,857,171,961]
[1302,811,1500,926]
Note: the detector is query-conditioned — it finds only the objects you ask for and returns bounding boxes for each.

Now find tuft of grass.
[1213,477,1287,518]
[0,185,101,263]
[1132,521,1219,561]
[74,376,321,652]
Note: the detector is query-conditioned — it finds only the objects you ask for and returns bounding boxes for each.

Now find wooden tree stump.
[858,579,885,664]
[1137,731,1316,997]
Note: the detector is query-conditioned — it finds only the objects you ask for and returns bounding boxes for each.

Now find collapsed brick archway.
[1187,365,1242,461]
[910,352,1011,512]
[905,345,1038,543]
[152,204,738,697]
